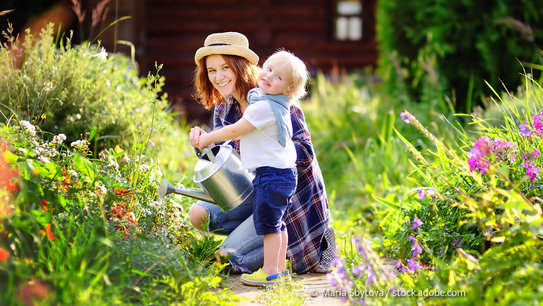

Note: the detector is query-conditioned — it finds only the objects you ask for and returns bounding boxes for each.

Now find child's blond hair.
[265,50,309,101]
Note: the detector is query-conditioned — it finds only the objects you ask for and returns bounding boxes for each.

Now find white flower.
[71,139,89,147]
[139,164,150,173]
[52,134,66,145]
[37,155,50,164]
[90,47,108,62]
[20,120,36,136]
[69,169,78,179]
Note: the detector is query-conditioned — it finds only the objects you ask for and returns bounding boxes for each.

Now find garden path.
[223,272,348,305]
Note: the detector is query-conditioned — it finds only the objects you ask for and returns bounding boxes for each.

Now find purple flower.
[407,258,421,273]
[336,266,348,282]
[351,264,365,278]
[509,151,517,163]
[408,235,416,243]
[533,113,543,136]
[467,136,517,175]
[352,237,367,259]
[365,266,377,285]
[331,257,344,268]
[519,123,533,137]
[417,189,425,200]
[520,150,542,182]
[412,217,423,231]
[417,188,436,199]
[400,112,411,124]
[453,238,464,248]
[326,273,338,286]
[521,162,540,182]
[411,243,422,257]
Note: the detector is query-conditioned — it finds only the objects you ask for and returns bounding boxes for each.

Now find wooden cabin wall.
[141,0,377,123]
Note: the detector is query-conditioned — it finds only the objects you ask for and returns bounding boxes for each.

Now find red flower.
[0,247,9,261]
[40,200,48,212]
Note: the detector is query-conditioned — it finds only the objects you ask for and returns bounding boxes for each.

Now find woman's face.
[206,54,238,99]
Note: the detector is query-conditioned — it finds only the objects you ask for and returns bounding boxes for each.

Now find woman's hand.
[189,126,204,147]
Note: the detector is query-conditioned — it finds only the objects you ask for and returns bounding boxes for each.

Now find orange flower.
[0,247,9,261]
[41,224,54,241]
[114,188,132,196]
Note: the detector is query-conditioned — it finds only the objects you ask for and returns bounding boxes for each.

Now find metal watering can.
[158,144,254,212]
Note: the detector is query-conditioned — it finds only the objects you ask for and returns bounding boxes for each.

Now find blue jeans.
[192,192,263,273]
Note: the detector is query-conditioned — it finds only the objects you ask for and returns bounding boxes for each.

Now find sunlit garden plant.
[327,73,543,304]
[0,23,237,304]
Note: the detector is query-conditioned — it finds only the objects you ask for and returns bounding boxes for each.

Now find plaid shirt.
[213,99,331,274]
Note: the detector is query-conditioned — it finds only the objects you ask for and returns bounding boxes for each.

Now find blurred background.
[1,0,541,124]
[2,0,379,123]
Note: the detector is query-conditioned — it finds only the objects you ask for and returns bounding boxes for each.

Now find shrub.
[0,23,171,153]
[377,0,543,112]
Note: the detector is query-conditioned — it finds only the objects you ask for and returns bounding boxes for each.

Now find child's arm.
[197,118,255,150]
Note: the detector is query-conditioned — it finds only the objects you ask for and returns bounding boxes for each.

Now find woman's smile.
[206,55,238,97]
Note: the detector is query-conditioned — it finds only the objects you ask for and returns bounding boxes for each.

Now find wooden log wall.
[141,0,377,123]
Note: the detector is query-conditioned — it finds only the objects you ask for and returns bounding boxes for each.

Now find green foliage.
[0,28,235,304]
[305,73,457,213]
[326,72,543,305]
[0,24,171,153]
[377,0,543,112]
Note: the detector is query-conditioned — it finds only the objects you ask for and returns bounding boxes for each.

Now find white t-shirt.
[241,100,296,171]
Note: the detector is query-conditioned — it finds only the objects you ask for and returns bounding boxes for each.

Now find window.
[334,0,362,41]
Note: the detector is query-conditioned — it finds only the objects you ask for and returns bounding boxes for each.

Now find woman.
[188,32,335,274]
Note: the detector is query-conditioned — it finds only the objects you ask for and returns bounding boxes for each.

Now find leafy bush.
[0,24,171,153]
[304,73,456,213]
[0,27,236,304]
[377,0,543,112]
[327,73,543,304]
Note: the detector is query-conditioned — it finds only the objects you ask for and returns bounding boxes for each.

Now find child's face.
[257,58,291,96]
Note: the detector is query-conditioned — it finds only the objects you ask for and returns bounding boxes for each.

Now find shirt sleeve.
[243,101,275,129]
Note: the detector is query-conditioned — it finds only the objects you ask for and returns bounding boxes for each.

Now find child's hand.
[197,132,212,150]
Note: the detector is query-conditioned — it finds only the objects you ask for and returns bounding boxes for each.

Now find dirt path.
[223,273,348,305]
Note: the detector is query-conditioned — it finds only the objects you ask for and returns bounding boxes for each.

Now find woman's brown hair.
[193,55,259,110]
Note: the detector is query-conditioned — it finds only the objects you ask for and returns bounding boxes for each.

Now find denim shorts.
[253,166,297,235]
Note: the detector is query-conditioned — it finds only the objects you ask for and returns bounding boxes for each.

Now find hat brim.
[194,45,259,66]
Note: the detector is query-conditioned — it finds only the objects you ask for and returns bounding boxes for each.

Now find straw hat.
[194,32,259,66]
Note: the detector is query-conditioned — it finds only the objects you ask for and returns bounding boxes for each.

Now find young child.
[196,50,309,286]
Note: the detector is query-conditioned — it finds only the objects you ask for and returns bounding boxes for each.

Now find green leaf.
[131,269,151,277]
[372,194,401,210]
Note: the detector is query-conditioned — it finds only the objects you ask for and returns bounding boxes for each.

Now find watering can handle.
[194,147,204,159]
[194,139,233,159]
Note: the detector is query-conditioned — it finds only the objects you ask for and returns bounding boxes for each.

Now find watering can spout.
[158,178,215,203]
